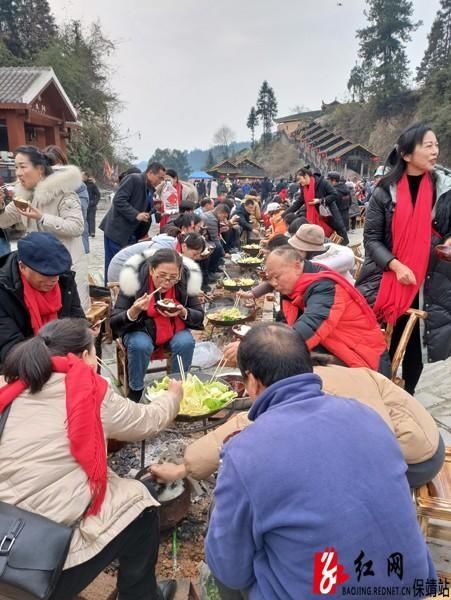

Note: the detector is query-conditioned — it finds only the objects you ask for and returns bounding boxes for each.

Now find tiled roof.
[0,67,77,120]
[0,67,51,103]
[275,109,323,123]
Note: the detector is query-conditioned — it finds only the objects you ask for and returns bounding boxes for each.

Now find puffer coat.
[0,166,89,309]
[356,169,451,362]
[0,374,180,568]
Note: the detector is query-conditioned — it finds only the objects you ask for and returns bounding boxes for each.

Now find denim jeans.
[0,236,11,258]
[123,328,195,391]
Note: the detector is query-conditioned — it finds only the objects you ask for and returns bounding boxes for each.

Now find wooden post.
[35,127,46,149]
[5,111,26,151]
[45,126,61,147]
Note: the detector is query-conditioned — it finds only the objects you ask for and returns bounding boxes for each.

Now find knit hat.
[17,232,72,275]
[288,224,326,252]
[266,202,281,213]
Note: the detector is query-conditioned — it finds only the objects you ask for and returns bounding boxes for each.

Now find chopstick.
[233,295,240,309]
[177,355,186,381]
[149,286,162,299]
[209,356,227,383]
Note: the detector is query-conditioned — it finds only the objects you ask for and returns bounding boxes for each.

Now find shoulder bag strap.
[0,405,11,440]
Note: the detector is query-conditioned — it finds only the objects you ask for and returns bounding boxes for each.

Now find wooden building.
[0,67,78,153]
[208,157,266,180]
[299,121,378,177]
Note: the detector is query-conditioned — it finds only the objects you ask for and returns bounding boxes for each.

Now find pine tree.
[256,80,278,145]
[354,0,420,106]
[246,106,259,148]
[204,149,216,170]
[0,0,57,59]
[417,0,451,83]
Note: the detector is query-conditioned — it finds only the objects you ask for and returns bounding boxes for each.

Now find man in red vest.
[265,246,390,375]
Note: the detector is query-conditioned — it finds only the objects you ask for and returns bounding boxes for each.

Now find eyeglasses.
[154,272,180,283]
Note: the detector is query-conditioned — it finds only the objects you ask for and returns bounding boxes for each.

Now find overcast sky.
[49,0,440,160]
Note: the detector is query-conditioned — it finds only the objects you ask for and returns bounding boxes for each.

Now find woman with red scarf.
[357,123,451,395]
[0,318,182,599]
[294,166,349,244]
[111,249,204,402]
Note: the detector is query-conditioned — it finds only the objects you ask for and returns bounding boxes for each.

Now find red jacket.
[282,263,388,371]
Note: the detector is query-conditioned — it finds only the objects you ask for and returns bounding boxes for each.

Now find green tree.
[34,20,117,116]
[148,148,190,179]
[67,106,116,178]
[0,0,57,59]
[417,0,451,84]
[246,106,259,148]
[355,0,421,108]
[347,63,370,102]
[256,80,278,144]
[212,125,235,159]
[204,148,216,170]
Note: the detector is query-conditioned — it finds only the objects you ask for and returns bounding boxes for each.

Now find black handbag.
[0,406,74,600]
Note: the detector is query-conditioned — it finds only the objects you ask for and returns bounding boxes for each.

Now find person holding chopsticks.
[111,248,204,402]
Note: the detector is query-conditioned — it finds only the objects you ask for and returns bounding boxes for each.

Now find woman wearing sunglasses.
[111,248,204,402]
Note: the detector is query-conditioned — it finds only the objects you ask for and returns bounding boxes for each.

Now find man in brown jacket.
[151,363,444,488]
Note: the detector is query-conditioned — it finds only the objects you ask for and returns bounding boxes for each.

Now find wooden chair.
[384,308,427,384]
[115,339,171,397]
[353,255,364,280]
[356,206,366,228]
[329,232,343,245]
[415,447,451,581]
[349,242,363,258]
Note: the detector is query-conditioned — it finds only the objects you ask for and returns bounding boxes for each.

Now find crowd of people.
[0,121,449,599]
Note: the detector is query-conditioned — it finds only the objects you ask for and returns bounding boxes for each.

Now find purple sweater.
[206,373,435,599]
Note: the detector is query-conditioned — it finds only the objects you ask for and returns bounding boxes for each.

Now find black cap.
[17,232,72,276]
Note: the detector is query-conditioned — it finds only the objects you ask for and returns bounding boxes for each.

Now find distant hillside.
[136,142,251,173]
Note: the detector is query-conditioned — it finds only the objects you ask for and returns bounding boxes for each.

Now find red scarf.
[0,354,108,516]
[373,173,433,324]
[175,181,183,205]
[303,178,333,237]
[283,269,379,329]
[21,274,62,334]
[147,278,185,346]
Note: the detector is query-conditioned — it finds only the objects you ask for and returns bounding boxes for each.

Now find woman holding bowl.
[111,248,204,402]
[357,123,451,394]
[0,145,88,308]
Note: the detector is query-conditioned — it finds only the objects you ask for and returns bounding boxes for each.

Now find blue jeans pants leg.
[104,236,123,285]
[169,329,195,374]
[123,331,154,391]
[0,236,11,259]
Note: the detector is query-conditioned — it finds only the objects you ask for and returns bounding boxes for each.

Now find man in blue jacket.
[206,323,436,599]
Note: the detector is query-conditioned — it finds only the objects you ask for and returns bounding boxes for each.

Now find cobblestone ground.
[84,203,450,593]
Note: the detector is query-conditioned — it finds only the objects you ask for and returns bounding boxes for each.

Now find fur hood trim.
[15,165,82,207]
[119,250,203,298]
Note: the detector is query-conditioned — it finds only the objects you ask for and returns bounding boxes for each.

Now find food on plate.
[207,307,245,321]
[146,374,237,416]
[242,244,261,250]
[238,256,264,264]
[223,278,255,287]
[156,298,179,313]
